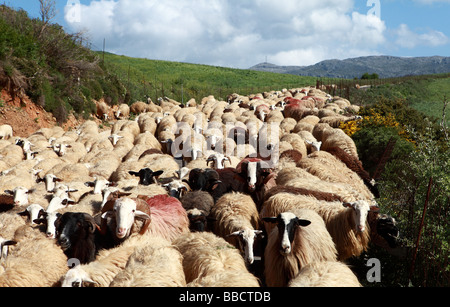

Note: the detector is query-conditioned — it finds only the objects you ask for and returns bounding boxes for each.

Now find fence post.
[409,177,433,283]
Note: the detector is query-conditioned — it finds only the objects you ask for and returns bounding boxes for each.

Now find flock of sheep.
[0,86,399,287]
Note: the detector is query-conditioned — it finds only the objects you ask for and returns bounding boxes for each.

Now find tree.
[38,0,56,37]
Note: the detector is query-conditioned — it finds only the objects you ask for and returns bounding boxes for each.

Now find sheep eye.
[72,281,81,287]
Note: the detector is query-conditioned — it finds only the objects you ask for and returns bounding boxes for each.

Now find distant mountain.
[249,56,450,79]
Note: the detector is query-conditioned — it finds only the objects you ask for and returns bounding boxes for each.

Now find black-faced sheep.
[55,212,100,264]
[180,191,215,232]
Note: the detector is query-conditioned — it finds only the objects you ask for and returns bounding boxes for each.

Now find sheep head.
[103,198,151,240]
[228,228,264,264]
[61,266,97,287]
[343,200,379,233]
[263,212,311,256]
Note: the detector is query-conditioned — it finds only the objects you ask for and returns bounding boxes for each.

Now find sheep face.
[111,198,150,240]
[40,174,62,192]
[206,153,231,170]
[163,180,187,199]
[0,237,17,261]
[85,178,114,195]
[34,211,62,238]
[129,168,163,186]
[18,204,45,226]
[61,266,96,287]
[263,212,311,256]
[55,213,98,264]
[344,201,379,233]
[4,187,34,206]
[228,228,263,264]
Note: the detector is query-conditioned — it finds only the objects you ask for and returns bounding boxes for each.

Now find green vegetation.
[361,72,379,80]
[99,51,317,104]
[0,5,126,123]
[342,95,449,287]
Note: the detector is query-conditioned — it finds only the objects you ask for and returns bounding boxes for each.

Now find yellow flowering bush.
[340,108,415,144]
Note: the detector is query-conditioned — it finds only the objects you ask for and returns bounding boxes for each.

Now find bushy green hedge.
[0,5,127,122]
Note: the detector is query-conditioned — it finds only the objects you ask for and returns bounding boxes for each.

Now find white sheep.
[60,234,152,287]
[0,125,13,140]
[109,236,186,287]
[297,150,375,201]
[288,261,361,287]
[115,104,130,119]
[173,232,260,287]
[211,192,263,265]
[0,225,68,287]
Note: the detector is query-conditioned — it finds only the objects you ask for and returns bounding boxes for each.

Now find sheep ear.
[17,210,28,216]
[153,170,164,177]
[254,230,264,236]
[101,211,114,220]
[262,217,278,224]
[26,188,36,194]
[343,202,354,209]
[4,190,13,195]
[296,219,311,227]
[83,278,98,286]
[370,205,380,213]
[33,218,46,225]
[128,171,138,176]
[2,240,17,247]
[85,182,95,187]
[135,211,151,221]
[227,231,242,237]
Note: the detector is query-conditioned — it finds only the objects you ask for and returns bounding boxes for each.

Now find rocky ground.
[0,89,95,138]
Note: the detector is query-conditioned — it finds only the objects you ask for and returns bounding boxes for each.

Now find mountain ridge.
[249,55,450,79]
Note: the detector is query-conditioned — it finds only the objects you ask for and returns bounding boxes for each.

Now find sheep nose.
[117,228,127,238]
[358,225,365,232]
[58,236,70,248]
[47,232,54,238]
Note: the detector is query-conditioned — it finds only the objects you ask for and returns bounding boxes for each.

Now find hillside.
[250,56,450,79]
[100,52,317,104]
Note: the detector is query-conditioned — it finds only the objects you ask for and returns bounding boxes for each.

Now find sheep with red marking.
[262,208,338,287]
[100,194,189,244]
[211,192,263,265]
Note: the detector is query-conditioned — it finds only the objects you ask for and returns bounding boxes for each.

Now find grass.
[99,52,317,104]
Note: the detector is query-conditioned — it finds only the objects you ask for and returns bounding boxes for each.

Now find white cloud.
[65,0,389,68]
[395,24,449,49]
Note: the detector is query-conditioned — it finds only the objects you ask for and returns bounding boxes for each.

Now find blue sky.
[7,0,450,68]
